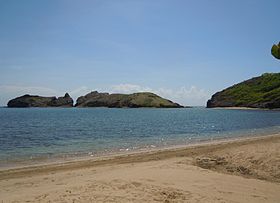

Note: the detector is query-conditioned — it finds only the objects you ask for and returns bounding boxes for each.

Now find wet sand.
[1,134,280,202]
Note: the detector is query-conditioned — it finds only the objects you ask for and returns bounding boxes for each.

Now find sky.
[0,0,279,106]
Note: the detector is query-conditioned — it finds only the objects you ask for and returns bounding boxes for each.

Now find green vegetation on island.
[207,73,280,109]
[7,93,74,107]
[75,91,184,108]
[7,91,184,108]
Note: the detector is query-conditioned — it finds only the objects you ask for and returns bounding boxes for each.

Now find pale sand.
[1,134,280,203]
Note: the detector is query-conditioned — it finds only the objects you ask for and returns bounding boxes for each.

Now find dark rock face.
[7,93,74,107]
[75,91,183,108]
[207,73,280,109]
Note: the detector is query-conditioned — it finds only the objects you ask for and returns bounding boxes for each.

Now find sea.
[1,107,280,168]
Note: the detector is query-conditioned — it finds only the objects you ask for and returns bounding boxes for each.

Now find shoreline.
[1,132,280,202]
[1,132,279,178]
[2,128,280,171]
[209,106,280,110]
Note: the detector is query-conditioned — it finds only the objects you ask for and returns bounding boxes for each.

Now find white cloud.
[110,84,153,94]
[69,86,92,99]
[109,84,210,106]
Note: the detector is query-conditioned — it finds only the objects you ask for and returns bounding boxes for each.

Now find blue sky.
[0,0,279,106]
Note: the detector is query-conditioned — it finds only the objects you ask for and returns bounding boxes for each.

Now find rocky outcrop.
[75,91,183,108]
[7,93,74,107]
[207,73,280,109]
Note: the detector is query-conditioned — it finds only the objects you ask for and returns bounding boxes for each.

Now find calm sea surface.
[1,107,280,167]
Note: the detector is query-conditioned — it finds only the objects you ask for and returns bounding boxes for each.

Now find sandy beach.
[1,134,280,203]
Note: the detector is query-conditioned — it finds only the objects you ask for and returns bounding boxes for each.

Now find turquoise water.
[1,107,280,167]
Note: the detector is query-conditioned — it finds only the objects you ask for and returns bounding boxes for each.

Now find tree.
[271,42,280,59]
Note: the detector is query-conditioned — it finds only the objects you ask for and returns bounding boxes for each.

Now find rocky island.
[207,73,280,109]
[7,91,184,108]
[7,93,74,107]
[75,91,183,108]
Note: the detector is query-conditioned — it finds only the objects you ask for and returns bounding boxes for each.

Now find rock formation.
[75,91,183,108]
[7,93,73,107]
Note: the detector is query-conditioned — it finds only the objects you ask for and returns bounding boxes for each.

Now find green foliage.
[215,73,280,108]
[129,92,180,107]
[271,42,280,59]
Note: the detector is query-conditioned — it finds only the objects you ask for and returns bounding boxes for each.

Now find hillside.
[7,93,74,108]
[75,91,184,108]
[207,73,280,109]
